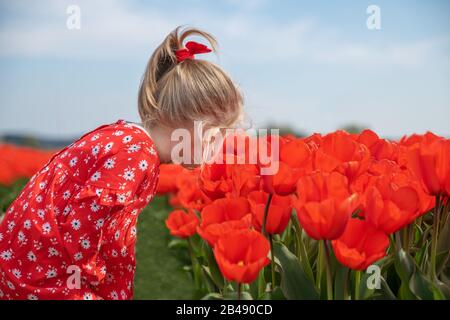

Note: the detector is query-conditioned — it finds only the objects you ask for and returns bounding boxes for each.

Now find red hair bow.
[175,41,212,63]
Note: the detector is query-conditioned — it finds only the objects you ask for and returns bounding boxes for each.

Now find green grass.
[0,181,197,299]
[134,196,197,299]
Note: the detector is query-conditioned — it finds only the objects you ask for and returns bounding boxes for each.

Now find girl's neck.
[146,124,173,164]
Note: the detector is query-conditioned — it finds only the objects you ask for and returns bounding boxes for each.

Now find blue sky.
[0,0,449,138]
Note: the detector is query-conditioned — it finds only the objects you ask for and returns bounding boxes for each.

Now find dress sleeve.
[60,149,153,287]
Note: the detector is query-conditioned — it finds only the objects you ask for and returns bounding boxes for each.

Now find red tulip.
[248,190,293,234]
[357,129,399,162]
[199,162,232,199]
[157,164,186,195]
[165,209,199,238]
[294,171,359,240]
[197,197,252,245]
[262,138,314,196]
[214,229,270,284]
[262,161,301,196]
[175,169,212,211]
[315,130,370,183]
[400,137,450,196]
[365,172,433,234]
[332,218,389,270]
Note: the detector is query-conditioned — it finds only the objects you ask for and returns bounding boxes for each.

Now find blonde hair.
[138,26,243,129]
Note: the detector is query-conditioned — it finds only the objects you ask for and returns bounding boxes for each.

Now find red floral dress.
[0,120,160,300]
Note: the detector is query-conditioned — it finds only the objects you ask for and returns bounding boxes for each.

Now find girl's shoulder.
[67,119,159,163]
[50,120,160,186]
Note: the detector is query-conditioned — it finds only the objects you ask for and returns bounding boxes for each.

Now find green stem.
[430,194,442,279]
[354,270,361,300]
[269,234,276,290]
[316,239,324,289]
[343,267,350,300]
[323,240,333,300]
[262,193,273,237]
[187,237,201,290]
[292,215,314,281]
[237,283,242,301]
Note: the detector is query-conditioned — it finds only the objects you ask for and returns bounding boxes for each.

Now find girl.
[0,27,243,300]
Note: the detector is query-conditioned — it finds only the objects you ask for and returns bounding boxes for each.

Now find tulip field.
[1,129,449,300]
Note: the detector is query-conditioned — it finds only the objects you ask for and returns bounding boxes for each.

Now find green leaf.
[435,280,450,299]
[201,293,223,300]
[168,239,188,250]
[394,248,415,282]
[378,277,397,300]
[202,243,225,290]
[409,271,445,300]
[394,247,416,299]
[223,291,253,300]
[273,241,319,300]
[437,214,450,254]
[259,286,286,300]
[333,264,349,300]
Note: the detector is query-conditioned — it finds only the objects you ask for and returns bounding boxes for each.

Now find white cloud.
[1,0,449,70]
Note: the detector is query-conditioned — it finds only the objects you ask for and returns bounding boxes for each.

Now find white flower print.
[91,133,100,141]
[110,290,119,300]
[39,181,47,190]
[122,168,135,182]
[23,220,31,229]
[37,209,45,219]
[27,294,38,300]
[63,206,71,216]
[121,290,127,300]
[95,218,104,230]
[138,160,148,171]
[74,252,83,261]
[7,281,15,290]
[27,251,37,262]
[104,142,114,153]
[48,247,59,257]
[122,135,132,144]
[17,231,26,243]
[22,202,29,210]
[42,222,51,235]
[103,158,116,170]
[36,195,43,203]
[81,239,91,250]
[116,194,127,204]
[45,267,57,279]
[7,221,15,232]
[62,190,71,200]
[10,268,21,279]
[92,144,101,156]
[114,230,120,241]
[121,247,127,257]
[128,144,140,153]
[111,250,118,258]
[33,240,43,250]
[83,292,93,300]
[106,273,114,282]
[69,157,78,167]
[90,171,101,182]
[71,219,81,231]
[113,130,124,136]
[90,201,101,212]
[130,226,137,237]
[0,232,3,242]
[1,249,13,261]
